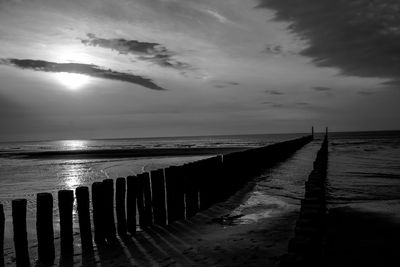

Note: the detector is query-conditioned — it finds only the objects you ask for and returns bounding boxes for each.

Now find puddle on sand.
[229,191,291,225]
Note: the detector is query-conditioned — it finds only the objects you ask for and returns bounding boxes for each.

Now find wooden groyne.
[280,133,328,267]
[1,135,313,266]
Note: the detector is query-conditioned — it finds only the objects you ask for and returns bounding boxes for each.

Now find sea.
[0,131,399,253]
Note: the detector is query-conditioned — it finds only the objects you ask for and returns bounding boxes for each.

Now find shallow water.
[231,139,321,224]
[226,131,400,224]
[327,131,400,217]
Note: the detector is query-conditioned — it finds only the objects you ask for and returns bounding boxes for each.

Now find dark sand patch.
[325,206,400,267]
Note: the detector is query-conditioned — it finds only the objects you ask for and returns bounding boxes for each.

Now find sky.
[0,0,399,141]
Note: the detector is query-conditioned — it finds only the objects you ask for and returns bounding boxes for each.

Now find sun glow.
[54,72,91,90]
[60,140,88,150]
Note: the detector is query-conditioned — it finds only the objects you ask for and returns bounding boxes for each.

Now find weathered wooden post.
[12,199,30,267]
[136,175,146,229]
[183,164,199,218]
[116,177,127,236]
[36,193,55,264]
[58,190,74,258]
[165,166,185,223]
[165,167,176,223]
[92,182,106,244]
[0,204,5,267]
[75,186,93,251]
[140,173,153,226]
[126,176,137,234]
[197,160,213,211]
[211,155,224,204]
[150,169,167,225]
[174,166,185,220]
[102,179,116,241]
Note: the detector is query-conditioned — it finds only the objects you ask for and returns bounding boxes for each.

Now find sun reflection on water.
[63,162,84,190]
[60,140,88,151]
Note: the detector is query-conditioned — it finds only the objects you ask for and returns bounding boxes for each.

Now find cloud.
[312,86,332,92]
[213,81,240,88]
[265,89,284,95]
[1,58,166,90]
[381,80,400,88]
[262,101,319,109]
[264,44,283,55]
[257,0,400,84]
[81,33,192,71]
[204,9,229,23]
[261,101,284,108]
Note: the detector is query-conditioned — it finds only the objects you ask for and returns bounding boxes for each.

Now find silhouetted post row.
[280,133,329,267]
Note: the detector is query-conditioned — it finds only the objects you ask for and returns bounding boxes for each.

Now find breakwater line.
[280,133,328,267]
[0,135,313,266]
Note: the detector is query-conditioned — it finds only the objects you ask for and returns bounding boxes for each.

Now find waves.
[2,147,248,160]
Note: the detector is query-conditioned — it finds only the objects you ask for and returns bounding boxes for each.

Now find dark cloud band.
[257,0,400,84]
[81,33,192,71]
[0,58,166,90]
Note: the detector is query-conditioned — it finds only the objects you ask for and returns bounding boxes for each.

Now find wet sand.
[3,182,300,266]
[325,206,400,267]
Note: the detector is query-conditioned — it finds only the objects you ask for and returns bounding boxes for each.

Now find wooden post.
[312,126,314,138]
[140,173,153,226]
[150,169,167,225]
[126,176,137,234]
[116,177,127,236]
[102,179,116,241]
[183,164,199,218]
[58,190,74,258]
[12,199,30,267]
[136,175,146,229]
[197,160,213,211]
[75,186,93,251]
[165,167,175,224]
[0,204,5,267]
[211,156,224,204]
[92,182,106,244]
[174,166,185,220]
[36,193,55,264]
[165,166,185,223]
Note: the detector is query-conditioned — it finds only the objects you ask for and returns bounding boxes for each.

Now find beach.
[0,132,399,266]
[0,134,318,265]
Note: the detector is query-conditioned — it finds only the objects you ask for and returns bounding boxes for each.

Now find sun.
[54,72,91,90]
